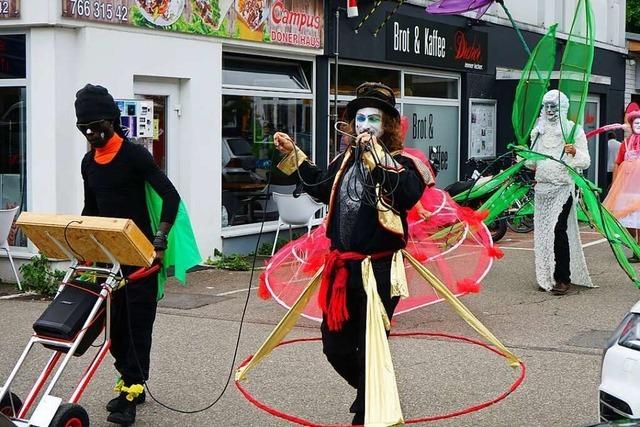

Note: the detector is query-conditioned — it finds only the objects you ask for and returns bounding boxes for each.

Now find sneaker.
[551,282,570,296]
[106,390,146,412]
[106,399,136,426]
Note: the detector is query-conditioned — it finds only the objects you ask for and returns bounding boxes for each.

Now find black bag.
[33,280,106,356]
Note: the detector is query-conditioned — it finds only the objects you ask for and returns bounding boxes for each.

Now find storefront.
[0,1,323,264]
[317,1,626,192]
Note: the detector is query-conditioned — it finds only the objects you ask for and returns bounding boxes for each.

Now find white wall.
[28,26,222,258]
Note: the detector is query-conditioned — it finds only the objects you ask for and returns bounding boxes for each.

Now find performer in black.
[75,84,180,426]
[274,83,429,424]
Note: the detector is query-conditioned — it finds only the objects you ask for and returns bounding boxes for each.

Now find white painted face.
[355,107,384,138]
[543,100,560,122]
[633,118,640,135]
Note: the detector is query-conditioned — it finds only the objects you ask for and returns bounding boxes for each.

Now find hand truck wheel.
[49,403,89,427]
[0,392,22,417]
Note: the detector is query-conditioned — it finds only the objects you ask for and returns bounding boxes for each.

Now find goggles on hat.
[76,119,108,136]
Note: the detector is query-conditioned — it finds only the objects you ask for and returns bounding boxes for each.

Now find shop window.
[221,95,313,228]
[404,74,458,99]
[330,64,401,97]
[223,55,312,92]
[0,87,26,246]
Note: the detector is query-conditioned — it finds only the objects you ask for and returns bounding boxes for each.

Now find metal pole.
[333,7,340,157]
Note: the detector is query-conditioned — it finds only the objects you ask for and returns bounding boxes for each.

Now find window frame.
[221,50,316,237]
[327,60,461,181]
[0,31,27,250]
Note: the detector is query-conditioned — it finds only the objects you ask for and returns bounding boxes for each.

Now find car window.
[228,138,253,156]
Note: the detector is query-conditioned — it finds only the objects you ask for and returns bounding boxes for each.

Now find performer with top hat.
[273,82,431,425]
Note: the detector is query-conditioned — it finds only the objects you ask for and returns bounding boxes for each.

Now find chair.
[0,206,21,290]
[271,193,324,256]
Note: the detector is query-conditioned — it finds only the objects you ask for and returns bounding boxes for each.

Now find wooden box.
[16,213,155,267]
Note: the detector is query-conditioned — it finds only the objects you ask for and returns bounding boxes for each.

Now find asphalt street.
[1,229,638,427]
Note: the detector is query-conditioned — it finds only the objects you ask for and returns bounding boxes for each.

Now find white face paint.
[355,107,383,138]
[543,100,559,122]
[633,118,640,135]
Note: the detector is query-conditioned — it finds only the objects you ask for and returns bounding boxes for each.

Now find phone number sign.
[0,0,20,18]
[62,0,130,24]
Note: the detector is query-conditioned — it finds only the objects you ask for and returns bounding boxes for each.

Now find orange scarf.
[94,134,123,165]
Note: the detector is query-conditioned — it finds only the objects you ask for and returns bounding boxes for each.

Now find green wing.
[559,0,595,144]
[512,24,558,147]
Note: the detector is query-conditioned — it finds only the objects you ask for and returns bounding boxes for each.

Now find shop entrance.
[133,77,181,175]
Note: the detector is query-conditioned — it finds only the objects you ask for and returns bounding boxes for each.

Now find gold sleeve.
[277,146,308,176]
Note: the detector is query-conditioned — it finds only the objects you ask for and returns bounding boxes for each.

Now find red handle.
[127,264,161,282]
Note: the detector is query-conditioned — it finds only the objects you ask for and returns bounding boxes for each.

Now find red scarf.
[319,249,394,331]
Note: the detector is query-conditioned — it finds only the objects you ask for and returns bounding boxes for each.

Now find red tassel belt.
[319,249,394,331]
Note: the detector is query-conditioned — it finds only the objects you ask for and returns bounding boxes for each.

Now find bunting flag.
[347,0,359,17]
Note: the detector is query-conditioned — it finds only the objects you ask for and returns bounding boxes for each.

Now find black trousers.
[320,258,400,415]
[110,269,158,386]
[553,196,573,285]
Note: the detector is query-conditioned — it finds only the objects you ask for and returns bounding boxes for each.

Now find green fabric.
[559,0,595,144]
[451,161,525,203]
[478,178,530,224]
[145,183,202,300]
[512,24,558,147]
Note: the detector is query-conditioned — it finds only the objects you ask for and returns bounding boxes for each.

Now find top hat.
[345,82,400,122]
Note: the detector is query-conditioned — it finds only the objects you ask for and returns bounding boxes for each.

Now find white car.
[599,300,640,423]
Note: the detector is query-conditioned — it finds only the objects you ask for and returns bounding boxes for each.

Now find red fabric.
[485,246,504,259]
[457,207,488,227]
[319,249,393,331]
[457,278,481,293]
[258,272,270,300]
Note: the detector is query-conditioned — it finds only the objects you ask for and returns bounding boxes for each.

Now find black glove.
[152,230,168,251]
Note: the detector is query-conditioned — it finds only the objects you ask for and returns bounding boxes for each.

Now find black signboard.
[385,14,488,72]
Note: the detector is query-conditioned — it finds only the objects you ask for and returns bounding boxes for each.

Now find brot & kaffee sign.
[385,14,487,72]
[62,0,323,49]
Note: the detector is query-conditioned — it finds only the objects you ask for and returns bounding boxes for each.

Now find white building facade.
[0,0,323,271]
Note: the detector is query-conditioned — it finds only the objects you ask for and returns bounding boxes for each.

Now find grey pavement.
[1,230,638,426]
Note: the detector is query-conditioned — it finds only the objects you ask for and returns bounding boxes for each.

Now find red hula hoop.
[235,332,526,426]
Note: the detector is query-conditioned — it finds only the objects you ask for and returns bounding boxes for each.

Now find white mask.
[633,118,640,135]
[355,107,383,138]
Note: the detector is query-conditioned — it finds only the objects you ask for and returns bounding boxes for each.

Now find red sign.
[455,31,483,63]
[269,0,322,48]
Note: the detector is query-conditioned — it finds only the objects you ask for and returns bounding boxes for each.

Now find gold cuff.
[277,146,308,176]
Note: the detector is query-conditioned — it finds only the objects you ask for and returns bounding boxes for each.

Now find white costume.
[527,90,594,291]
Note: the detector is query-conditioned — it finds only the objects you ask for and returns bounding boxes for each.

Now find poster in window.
[61,0,323,49]
[403,103,459,188]
[468,99,496,159]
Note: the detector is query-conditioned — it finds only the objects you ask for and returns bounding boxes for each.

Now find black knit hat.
[345,82,399,122]
[74,84,119,124]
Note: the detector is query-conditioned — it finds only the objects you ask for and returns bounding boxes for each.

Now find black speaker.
[33,280,105,357]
